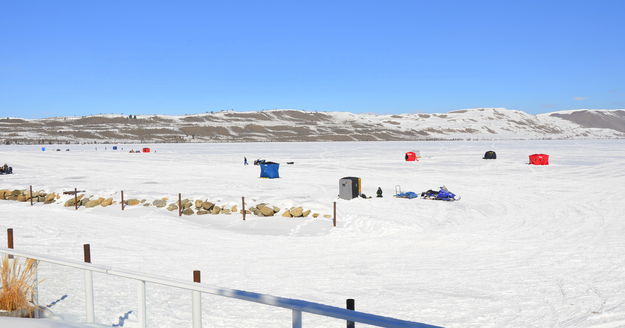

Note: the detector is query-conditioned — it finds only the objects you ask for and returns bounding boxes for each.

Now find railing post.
[242,197,246,221]
[74,188,78,210]
[137,280,146,328]
[121,190,125,211]
[178,193,182,217]
[83,244,95,323]
[7,228,13,259]
[192,270,202,328]
[346,299,355,328]
[292,309,302,328]
[333,201,337,227]
[30,185,33,206]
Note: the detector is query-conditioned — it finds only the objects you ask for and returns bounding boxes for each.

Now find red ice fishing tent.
[529,154,549,165]
[142,147,151,153]
[405,152,417,161]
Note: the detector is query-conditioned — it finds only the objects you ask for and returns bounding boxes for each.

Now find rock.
[152,199,167,208]
[202,201,214,210]
[211,206,221,214]
[257,204,274,216]
[101,198,113,207]
[197,210,209,215]
[64,199,75,207]
[290,207,303,217]
[323,214,332,218]
[11,190,21,197]
[302,209,311,217]
[222,208,231,215]
[167,203,178,211]
[231,205,238,213]
[282,211,292,217]
[0,190,8,199]
[183,208,194,215]
[240,210,251,214]
[16,195,27,202]
[140,199,146,203]
[79,198,90,206]
[272,206,280,213]
[143,203,150,207]
[37,196,45,202]
[182,199,192,209]
[85,200,101,208]
[125,199,141,206]
[45,193,56,202]
[195,200,203,208]
[312,213,319,218]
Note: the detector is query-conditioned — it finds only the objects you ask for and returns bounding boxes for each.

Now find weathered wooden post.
[7,228,13,259]
[74,188,78,210]
[242,197,246,221]
[333,201,337,227]
[192,270,202,328]
[83,244,95,323]
[346,299,355,328]
[178,193,182,217]
[30,185,33,206]
[121,190,125,211]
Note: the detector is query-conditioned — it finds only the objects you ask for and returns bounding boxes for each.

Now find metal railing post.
[192,270,202,328]
[137,280,147,328]
[292,309,302,328]
[83,244,95,323]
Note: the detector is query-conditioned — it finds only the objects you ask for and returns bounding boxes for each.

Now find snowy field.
[1,140,625,328]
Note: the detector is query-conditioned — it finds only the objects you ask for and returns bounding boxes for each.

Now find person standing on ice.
[244,157,248,165]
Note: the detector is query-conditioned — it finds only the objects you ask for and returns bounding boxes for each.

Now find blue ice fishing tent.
[112,146,118,150]
[41,147,46,151]
[260,162,280,179]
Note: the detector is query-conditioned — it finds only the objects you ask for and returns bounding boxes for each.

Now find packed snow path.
[0,140,624,328]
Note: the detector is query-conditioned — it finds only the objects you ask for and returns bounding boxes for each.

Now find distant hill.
[1,108,624,144]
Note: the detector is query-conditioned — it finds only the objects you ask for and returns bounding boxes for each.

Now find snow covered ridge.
[1,108,624,144]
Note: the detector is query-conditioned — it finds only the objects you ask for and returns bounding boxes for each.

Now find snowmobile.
[420,186,460,201]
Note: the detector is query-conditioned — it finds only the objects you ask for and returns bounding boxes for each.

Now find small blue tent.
[41,147,46,151]
[112,146,118,150]
[260,162,280,179]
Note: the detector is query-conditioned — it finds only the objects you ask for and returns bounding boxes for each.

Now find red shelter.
[405,152,417,161]
[529,154,549,165]
[142,147,151,153]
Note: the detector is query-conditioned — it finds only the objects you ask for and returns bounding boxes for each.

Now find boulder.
[302,209,311,217]
[231,205,238,213]
[211,206,221,214]
[312,213,319,218]
[125,199,141,206]
[143,203,150,207]
[16,195,27,202]
[222,208,231,215]
[152,199,167,208]
[323,214,332,218]
[282,211,292,217]
[182,199,192,210]
[85,200,101,208]
[101,198,114,207]
[37,196,45,202]
[166,203,178,211]
[272,206,280,213]
[79,198,90,206]
[258,204,274,216]
[11,190,21,197]
[202,201,214,210]
[0,190,8,199]
[45,193,56,202]
[197,210,209,215]
[290,207,303,217]
[182,208,194,215]
[240,210,251,214]
[195,200,203,208]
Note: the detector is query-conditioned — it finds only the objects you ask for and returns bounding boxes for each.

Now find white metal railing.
[0,247,443,328]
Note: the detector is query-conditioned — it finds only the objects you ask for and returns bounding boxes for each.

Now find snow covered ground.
[1,140,625,328]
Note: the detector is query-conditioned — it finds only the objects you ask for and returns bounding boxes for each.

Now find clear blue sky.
[1,0,624,118]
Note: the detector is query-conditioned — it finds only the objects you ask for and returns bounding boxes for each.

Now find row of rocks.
[0,188,332,218]
[0,189,59,204]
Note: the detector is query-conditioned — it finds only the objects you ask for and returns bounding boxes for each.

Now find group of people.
[0,163,13,174]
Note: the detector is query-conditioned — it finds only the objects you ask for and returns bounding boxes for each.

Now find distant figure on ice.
[244,157,248,165]
[376,187,383,198]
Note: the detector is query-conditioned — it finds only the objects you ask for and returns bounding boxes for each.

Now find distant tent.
[142,147,150,153]
[260,162,280,179]
[405,152,417,161]
[483,151,497,159]
[112,146,118,150]
[529,154,549,165]
[41,147,46,152]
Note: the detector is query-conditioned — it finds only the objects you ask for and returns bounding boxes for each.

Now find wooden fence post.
[121,190,125,211]
[178,193,182,217]
[7,228,13,259]
[333,201,337,227]
[192,270,202,328]
[83,244,95,323]
[30,185,33,206]
[74,188,78,210]
[242,197,246,221]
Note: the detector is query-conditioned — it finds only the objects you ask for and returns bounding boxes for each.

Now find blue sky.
[1,0,624,118]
